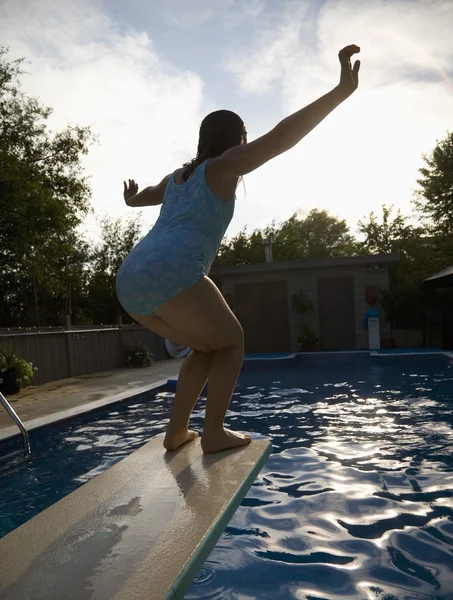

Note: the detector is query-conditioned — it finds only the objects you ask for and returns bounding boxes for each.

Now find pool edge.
[2,349,451,444]
[0,377,173,443]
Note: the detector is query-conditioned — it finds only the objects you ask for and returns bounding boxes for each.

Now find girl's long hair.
[182,110,246,182]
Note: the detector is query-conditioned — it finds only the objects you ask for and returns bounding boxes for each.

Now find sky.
[1,0,452,241]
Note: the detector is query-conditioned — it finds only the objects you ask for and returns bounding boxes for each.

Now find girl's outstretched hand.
[123,179,138,203]
[338,44,361,96]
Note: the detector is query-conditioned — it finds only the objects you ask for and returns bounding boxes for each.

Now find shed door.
[317,277,355,350]
[234,281,290,353]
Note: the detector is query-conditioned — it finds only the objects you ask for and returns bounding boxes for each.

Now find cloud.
[156,0,265,29]
[159,0,235,28]
[224,2,321,96]
[224,0,453,231]
[226,0,453,98]
[0,0,207,237]
[1,0,452,244]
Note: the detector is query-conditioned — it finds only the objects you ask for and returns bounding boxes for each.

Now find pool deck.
[0,358,184,433]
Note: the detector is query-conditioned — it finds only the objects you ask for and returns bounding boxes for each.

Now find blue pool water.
[1,353,453,598]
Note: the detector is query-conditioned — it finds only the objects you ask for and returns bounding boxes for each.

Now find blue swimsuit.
[116,160,235,315]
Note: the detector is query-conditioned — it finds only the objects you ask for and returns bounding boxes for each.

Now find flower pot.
[0,368,22,395]
[381,338,395,349]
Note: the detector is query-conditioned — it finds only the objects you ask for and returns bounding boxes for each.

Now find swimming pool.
[1,353,453,598]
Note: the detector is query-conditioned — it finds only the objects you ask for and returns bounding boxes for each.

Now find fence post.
[65,331,75,378]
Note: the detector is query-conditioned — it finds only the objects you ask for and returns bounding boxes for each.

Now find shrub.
[0,347,37,394]
[125,341,155,368]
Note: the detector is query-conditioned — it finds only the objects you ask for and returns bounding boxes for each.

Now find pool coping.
[1,349,452,445]
[0,377,170,443]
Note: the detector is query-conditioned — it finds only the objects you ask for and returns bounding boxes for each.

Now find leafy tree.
[85,214,144,323]
[358,204,453,328]
[0,46,95,326]
[357,204,417,254]
[414,131,453,235]
[273,209,358,260]
[43,234,92,325]
[216,228,265,266]
[215,209,358,266]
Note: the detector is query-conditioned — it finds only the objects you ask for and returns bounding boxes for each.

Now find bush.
[125,341,155,368]
[0,347,37,394]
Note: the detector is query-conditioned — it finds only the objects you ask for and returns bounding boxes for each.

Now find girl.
[117,44,361,453]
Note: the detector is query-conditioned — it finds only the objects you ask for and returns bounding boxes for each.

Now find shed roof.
[211,252,400,276]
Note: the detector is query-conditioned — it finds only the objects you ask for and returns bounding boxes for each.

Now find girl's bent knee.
[235,326,244,351]
[193,348,215,360]
[232,323,244,347]
[213,323,244,351]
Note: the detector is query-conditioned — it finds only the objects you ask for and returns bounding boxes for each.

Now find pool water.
[1,354,453,598]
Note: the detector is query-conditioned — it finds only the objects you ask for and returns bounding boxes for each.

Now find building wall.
[216,265,391,351]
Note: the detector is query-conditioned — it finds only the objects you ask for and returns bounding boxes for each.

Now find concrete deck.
[0,435,272,600]
[0,359,183,432]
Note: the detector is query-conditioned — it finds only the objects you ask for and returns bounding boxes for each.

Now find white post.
[368,317,381,350]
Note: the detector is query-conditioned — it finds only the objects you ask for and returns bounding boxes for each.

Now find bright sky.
[1,0,452,241]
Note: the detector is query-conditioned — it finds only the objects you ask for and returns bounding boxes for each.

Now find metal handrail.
[0,392,30,456]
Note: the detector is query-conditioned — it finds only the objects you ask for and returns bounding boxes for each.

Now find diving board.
[0,435,272,600]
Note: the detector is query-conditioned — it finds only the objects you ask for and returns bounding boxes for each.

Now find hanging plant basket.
[291,292,314,313]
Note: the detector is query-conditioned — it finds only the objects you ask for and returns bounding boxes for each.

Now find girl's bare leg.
[163,350,213,450]
[133,276,251,453]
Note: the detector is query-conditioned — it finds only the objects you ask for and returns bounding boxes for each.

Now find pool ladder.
[0,392,31,456]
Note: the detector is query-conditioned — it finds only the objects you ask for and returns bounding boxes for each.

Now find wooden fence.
[0,326,167,386]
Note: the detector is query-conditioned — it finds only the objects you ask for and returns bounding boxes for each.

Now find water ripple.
[1,354,453,598]
[185,355,453,599]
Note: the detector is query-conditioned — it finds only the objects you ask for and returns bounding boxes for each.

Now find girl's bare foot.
[201,428,252,454]
[163,428,198,451]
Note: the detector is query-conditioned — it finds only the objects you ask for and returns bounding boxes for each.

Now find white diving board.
[0,435,272,600]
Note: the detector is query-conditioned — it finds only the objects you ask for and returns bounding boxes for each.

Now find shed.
[210,253,400,352]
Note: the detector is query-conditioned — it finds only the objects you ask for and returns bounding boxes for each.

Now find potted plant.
[125,341,155,368]
[380,337,396,349]
[0,347,37,395]
[298,325,319,352]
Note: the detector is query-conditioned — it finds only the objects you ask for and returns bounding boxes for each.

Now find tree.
[214,209,358,266]
[357,204,417,254]
[86,214,144,323]
[215,228,265,266]
[358,204,453,328]
[0,46,96,326]
[43,234,92,325]
[273,209,358,260]
[414,131,453,236]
